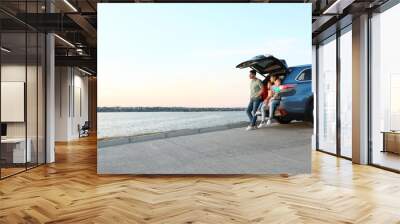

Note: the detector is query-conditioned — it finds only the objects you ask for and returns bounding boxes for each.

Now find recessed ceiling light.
[78,67,93,76]
[54,34,75,48]
[1,47,11,53]
[322,0,354,15]
[63,0,78,12]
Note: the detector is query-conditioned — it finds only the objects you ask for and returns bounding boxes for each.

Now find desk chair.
[78,121,90,138]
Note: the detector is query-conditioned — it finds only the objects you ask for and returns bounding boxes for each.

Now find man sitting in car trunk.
[246,70,264,131]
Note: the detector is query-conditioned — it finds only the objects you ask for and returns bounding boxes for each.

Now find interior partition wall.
[0,3,47,179]
[370,2,400,171]
[0,30,27,177]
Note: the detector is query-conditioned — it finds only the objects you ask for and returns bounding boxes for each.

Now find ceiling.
[0,0,392,75]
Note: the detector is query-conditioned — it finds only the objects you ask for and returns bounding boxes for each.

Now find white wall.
[55,66,70,141]
[71,73,89,138]
[1,65,27,142]
[55,67,89,141]
[1,65,39,137]
[312,45,317,150]
[1,63,46,164]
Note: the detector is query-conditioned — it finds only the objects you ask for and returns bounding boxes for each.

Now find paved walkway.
[98,122,312,174]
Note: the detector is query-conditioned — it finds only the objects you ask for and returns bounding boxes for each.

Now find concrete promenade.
[98,122,312,174]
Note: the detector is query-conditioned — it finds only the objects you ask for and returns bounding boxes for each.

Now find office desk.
[1,138,31,163]
[382,131,400,154]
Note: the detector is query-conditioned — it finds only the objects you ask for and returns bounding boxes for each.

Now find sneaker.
[266,119,272,126]
[257,121,265,129]
[246,125,256,131]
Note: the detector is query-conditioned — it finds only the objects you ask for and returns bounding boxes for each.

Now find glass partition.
[0,31,28,177]
[27,30,38,169]
[0,3,46,179]
[317,35,337,154]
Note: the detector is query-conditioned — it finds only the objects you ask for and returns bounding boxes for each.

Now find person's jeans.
[260,103,267,122]
[269,99,280,120]
[246,97,262,127]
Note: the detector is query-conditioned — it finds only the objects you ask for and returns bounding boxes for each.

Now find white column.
[45,0,56,163]
[352,14,369,164]
[46,33,55,163]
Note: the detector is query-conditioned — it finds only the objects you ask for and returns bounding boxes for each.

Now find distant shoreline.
[97,107,246,112]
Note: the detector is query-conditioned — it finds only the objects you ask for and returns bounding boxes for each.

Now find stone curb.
[98,121,248,148]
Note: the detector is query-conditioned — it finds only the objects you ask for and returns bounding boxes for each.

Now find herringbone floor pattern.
[1,135,400,223]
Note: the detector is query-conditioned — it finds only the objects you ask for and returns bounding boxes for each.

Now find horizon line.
[98,106,246,108]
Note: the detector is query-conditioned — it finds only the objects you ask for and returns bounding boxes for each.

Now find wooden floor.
[1,167,26,178]
[372,151,400,171]
[1,135,400,224]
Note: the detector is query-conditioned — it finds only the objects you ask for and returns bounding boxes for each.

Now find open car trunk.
[237,54,296,101]
[236,54,288,76]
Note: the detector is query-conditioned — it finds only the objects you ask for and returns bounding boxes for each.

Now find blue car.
[236,54,313,124]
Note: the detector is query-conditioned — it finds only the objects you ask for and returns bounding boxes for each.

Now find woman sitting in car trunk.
[257,79,272,128]
[267,75,282,126]
[258,75,281,128]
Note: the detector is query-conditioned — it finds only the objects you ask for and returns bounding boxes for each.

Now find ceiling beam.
[67,13,97,37]
[55,55,96,72]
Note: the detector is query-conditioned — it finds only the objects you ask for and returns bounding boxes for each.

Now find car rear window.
[296,69,311,81]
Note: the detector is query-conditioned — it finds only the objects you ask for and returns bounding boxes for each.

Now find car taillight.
[280,84,296,90]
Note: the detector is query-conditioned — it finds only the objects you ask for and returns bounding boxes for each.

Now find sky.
[98,3,311,107]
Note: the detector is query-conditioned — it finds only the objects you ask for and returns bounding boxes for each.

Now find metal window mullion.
[25,0,28,171]
[68,69,71,118]
[44,24,47,164]
[367,11,373,165]
[73,68,75,118]
[336,30,341,157]
[36,21,39,167]
[0,25,2,179]
[316,45,320,150]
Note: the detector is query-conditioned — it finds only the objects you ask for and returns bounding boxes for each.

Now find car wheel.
[276,117,292,124]
[306,99,314,123]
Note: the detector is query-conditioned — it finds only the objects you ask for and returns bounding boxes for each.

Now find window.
[317,35,337,155]
[339,28,352,158]
[296,69,311,81]
[370,3,400,171]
